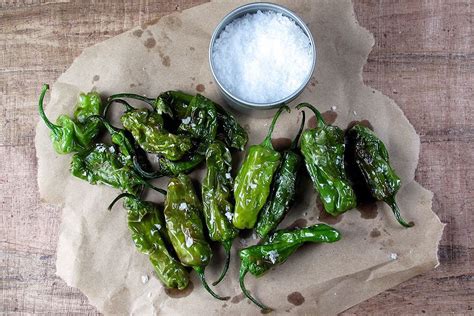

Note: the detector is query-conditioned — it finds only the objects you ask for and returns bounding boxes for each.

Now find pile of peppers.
[39,82,413,312]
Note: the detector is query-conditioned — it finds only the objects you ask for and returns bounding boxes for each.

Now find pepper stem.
[262,105,290,148]
[108,93,156,108]
[86,115,119,135]
[38,84,61,133]
[212,240,232,286]
[290,110,306,150]
[104,98,136,117]
[239,268,272,312]
[137,179,167,196]
[194,266,230,301]
[386,196,414,228]
[296,103,326,128]
[132,156,163,179]
[108,192,135,211]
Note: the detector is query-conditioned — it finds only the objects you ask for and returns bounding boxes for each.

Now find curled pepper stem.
[138,179,167,196]
[87,115,120,134]
[104,98,136,117]
[132,156,163,179]
[108,93,156,109]
[212,240,232,286]
[239,268,272,312]
[194,266,230,301]
[262,105,290,149]
[386,196,414,228]
[291,110,306,150]
[38,84,61,133]
[296,103,326,128]
[107,192,135,211]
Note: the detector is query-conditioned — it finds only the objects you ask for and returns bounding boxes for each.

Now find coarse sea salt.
[212,10,313,104]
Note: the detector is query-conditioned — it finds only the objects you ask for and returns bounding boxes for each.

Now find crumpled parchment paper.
[35,0,444,314]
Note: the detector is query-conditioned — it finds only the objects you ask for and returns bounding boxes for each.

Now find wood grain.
[0,0,472,314]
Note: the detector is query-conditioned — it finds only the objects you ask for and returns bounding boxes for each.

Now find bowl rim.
[208,2,317,110]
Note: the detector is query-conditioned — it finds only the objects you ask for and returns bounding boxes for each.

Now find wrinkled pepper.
[296,103,357,216]
[346,124,413,227]
[70,143,165,195]
[164,174,229,300]
[233,105,290,229]
[256,111,306,238]
[120,108,193,161]
[239,224,341,311]
[108,193,189,290]
[38,84,104,154]
[201,141,238,285]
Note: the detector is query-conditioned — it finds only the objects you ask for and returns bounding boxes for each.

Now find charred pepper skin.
[239,224,341,312]
[164,174,229,300]
[233,106,290,229]
[256,112,306,238]
[108,193,189,290]
[38,84,105,154]
[296,103,357,216]
[201,141,238,285]
[346,124,413,228]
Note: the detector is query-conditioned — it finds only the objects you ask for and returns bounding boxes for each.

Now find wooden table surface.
[1,0,472,314]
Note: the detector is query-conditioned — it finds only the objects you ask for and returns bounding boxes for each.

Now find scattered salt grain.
[212,10,313,103]
[225,173,232,180]
[225,211,233,221]
[141,275,149,284]
[268,250,279,264]
[390,253,398,260]
[148,292,153,299]
[331,106,337,111]
[181,117,191,124]
[185,235,194,248]
[249,183,257,189]
[353,110,357,116]
[179,202,187,211]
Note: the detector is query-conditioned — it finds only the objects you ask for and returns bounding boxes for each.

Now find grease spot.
[370,228,381,238]
[231,293,245,304]
[189,46,195,51]
[243,124,250,132]
[316,199,343,224]
[309,216,314,221]
[191,77,195,81]
[272,137,291,150]
[132,29,143,37]
[358,202,378,219]
[222,303,227,308]
[164,280,194,298]
[321,110,337,124]
[144,37,156,49]
[130,83,136,88]
[196,84,205,92]
[161,55,171,67]
[287,292,305,306]
[165,16,182,30]
[287,218,307,230]
[92,75,100,82]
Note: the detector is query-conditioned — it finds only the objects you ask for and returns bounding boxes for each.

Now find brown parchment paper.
[35,0,444,315]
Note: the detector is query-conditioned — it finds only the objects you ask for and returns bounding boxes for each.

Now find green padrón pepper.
[164,174,229,300]
[239,224,341,311]
[121,109,193,161]
[256,111,305,238]
[346,124,413,227]
[201,140,238,285]
[233,105,290,229]
[108,193,189,290]
[38,84,104,154]
[296,103,357,216]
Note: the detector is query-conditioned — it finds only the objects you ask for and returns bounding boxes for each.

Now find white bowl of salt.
[209,2,316,116]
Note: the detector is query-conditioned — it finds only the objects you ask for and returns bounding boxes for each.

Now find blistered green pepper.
[239,224,341,311]
[158,91,248,150]
[233,106,290,229]
[296,103,357,216]
[70,143,164,195]
[201,141,238,285]
[256,112,305,238]
[164,174,229,300]
[120,109,193,161]
[108,193,189,290]
[38,84,104,154]
[346,124,413,227]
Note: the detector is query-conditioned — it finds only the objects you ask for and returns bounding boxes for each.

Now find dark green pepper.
[121,109,193,161]
[38,84,104,154]
[233,106,290,229]
[201,141,238,285]
[239,224,341,311]
[164,174,229,300]
[256,112,306,238]
[296,103,357,216]
[346,124,413,227]
[158,91,248,150]
[108,193,189,290]
[70,143,165,195]
[108,93,174,117]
